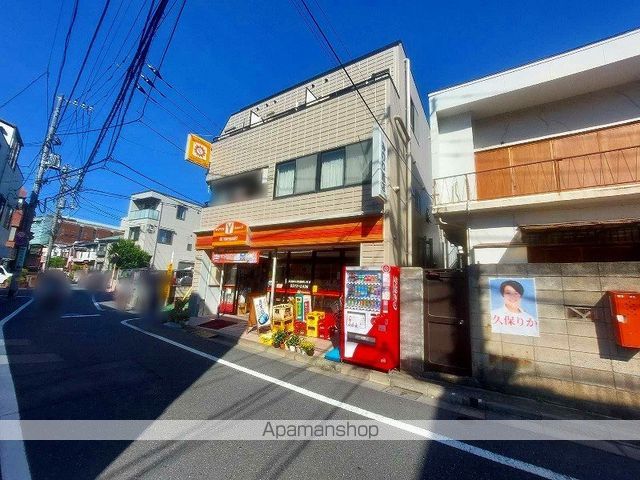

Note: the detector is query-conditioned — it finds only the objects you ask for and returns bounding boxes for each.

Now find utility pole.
[43,165,70,270]
[8,95,65,297]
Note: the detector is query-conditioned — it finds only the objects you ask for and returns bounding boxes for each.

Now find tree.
[108,239,151,270]
[48,256,66,268]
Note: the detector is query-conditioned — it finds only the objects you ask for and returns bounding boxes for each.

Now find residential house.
[0,118,25,262]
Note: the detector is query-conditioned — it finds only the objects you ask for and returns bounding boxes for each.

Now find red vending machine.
[341,265,400,372]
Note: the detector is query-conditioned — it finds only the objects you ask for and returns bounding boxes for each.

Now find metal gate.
[423,269,471,376]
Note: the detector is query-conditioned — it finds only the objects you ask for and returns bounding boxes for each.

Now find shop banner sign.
[185,133,212,169]
[489,278,539,337]
[371,124,388,201]
[211,250,259,264]
[253,295,271,327]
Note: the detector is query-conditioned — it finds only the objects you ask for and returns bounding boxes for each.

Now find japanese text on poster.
[489,277,539,337]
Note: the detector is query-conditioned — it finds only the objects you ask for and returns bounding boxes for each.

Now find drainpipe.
[405,57,413,267]
[150,201,164,268]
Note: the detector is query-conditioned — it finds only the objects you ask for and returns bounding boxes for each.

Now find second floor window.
[275,139,372,198]
[128,227,140,241]
[158,229,173,245]
[176,205,187,220]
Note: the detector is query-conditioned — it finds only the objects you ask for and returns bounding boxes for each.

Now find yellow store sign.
[184,133,212,169]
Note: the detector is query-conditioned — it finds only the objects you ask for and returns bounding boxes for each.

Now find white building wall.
[121,191,201,270]
[474,82,640,149]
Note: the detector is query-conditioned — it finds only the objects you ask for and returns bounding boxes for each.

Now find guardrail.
[128,209,160,221]
[434,145,640,205]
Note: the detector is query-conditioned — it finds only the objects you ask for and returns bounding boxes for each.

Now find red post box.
[608,291,640,348]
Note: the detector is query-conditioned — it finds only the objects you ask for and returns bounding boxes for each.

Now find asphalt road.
[1,288,639,480]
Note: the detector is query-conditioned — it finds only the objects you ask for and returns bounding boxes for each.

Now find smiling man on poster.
[489,278,539,337]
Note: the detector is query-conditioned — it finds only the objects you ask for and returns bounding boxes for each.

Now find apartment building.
[429,29,640,265]
[120,190,201,270]
[0,118,25,262]
[193,42,438,315]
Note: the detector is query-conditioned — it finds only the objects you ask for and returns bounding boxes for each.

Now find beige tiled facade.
[192,43,437,314]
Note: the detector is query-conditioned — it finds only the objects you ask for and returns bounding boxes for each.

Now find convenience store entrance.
[216,247,359,317]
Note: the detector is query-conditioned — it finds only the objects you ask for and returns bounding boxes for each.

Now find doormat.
[200,319,236,330]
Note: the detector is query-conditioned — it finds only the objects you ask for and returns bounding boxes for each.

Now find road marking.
[61,314,101,318]
[0,354,62,365]
[92,295,103,311]
[0,339,30,346]
[121,319,578,480]
[0,299,33,480]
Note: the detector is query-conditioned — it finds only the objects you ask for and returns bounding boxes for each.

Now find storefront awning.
[195,215,383,251]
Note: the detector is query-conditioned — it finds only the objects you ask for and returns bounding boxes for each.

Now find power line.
[109,157,204,205]
[58,0,113,122]
[49,0,79,116]
[0,71,47,111]
[296,0,430,197]
[139,119,183,151]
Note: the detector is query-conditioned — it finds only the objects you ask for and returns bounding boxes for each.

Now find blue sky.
[1,0,639,226]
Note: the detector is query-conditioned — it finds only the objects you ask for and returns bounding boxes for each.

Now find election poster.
[489,277,539,337]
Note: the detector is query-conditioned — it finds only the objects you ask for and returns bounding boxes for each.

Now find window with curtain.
[320,149,345,189]
[295,154,317,194]
[275,162,295,197]
[345,140,372,185]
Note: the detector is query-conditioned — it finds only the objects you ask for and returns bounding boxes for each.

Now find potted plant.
[285,334,300,352]
[272,330,287,349]
[299,339,315,356]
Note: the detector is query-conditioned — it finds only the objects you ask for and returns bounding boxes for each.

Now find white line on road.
[121,319,578,480]
[0,299,34,480]
[61,314,101,318]
[92,295,103,311]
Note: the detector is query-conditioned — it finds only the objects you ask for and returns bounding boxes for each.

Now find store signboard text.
[211,221,251,247]
[211,250,260,264]
[372,124,388,201]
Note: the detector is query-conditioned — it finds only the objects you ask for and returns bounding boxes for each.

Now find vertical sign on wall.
[372,124,388,201]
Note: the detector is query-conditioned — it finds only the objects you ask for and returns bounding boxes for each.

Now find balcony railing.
[434,145,640,206]
[128,208,160,221]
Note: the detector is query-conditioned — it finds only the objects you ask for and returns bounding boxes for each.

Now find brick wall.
[468,262,640,417]
[56,219,121,245]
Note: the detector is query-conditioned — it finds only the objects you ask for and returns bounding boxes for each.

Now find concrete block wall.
[399,268,424,373]
[468,262,640,417]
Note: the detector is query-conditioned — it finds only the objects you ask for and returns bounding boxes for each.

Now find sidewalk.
[188,314,335,354]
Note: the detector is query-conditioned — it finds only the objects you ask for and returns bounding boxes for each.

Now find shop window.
[176,205,187,220]
[128,227,140,241]
[158,229,173,245]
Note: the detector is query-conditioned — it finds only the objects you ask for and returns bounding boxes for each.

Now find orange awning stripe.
[195,215,383,250]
